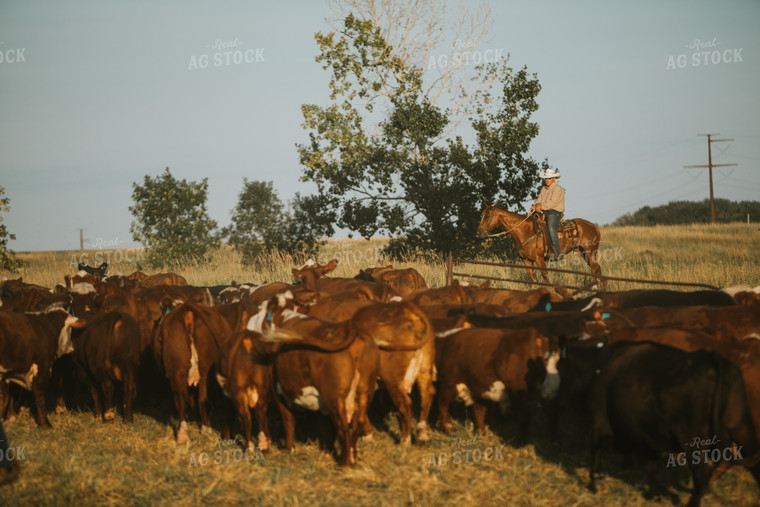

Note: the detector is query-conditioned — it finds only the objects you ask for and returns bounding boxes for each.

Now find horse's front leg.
[533,256,552,285]
[520,257,535,282]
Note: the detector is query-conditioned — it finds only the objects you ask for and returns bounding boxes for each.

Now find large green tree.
[0,186,23,272]
[129,168,219,267]
[224,179,336,264]
[297,2,550,257]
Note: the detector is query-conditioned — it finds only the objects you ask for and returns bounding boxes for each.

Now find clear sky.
[1,0,758,252]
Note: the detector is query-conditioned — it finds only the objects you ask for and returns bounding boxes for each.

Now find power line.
[683,133,738,224]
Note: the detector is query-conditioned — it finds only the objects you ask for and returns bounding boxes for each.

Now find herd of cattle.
[1,259,759,505]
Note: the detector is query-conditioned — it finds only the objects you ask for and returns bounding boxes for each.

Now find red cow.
[153,302,232,443]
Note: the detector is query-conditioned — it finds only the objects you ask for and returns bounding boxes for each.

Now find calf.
[588,340,760,506]
[0,309,83,427]
[350,301,436,445]
[356,266,428,297]
[215,330,273,454]
[435,328,558,442]
[262,308,379,466]
[71,311,140,423]
[153,302,232,443]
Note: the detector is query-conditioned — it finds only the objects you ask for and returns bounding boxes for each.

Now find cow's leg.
[0,383,9,421]
[222,395,235,441]
[414,359,435,444]
[437,384,456,434]
[31,374,52,428]
[386,383,413,445]
[686,460,712,507]
[327,400,352,466]
[589,412,613,493]
[170,375,190,443]
[72,358,98,419]
[234,395,253,453]
[472,402,488,434]
[197,374,213,435]
[51,360,68,415]
[102,377,115,422]
[254,398,270,452]
[543,397,559,443]
[355,382,375,441]
[123,367,137,423]
[510,390,531,443]
[273,394,296,452]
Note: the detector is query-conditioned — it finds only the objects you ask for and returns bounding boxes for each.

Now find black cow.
[588,340,760,506]
[78,262,109,279]
[71,311,140,423]
[531,289,736,312]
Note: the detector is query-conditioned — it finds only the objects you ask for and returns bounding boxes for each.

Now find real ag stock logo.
[187,38,265,70]
[666,37,743,70]
[0,42,26,64]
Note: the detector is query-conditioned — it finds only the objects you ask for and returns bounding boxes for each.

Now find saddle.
[532,213,580,253]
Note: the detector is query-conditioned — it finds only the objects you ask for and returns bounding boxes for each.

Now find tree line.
[612,199,760,226]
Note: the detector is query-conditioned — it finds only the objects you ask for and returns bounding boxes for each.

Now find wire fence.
[445,255,720,294]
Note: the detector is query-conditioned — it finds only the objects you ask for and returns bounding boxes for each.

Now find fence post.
[446,254,453,286]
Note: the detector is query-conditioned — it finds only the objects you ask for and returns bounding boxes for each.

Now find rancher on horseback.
[530,168,565,261]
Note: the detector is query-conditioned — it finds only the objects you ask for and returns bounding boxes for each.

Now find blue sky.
[1,0,758,251]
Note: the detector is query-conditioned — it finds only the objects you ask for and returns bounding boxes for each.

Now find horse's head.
[476,204,497,238]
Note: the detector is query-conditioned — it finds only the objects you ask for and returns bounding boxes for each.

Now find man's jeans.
[544,210,562,257]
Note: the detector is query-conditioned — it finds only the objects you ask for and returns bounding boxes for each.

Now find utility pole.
[684,133,737,224]
[77,228,85,251]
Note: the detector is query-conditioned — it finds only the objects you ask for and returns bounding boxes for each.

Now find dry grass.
[1,223,759,505]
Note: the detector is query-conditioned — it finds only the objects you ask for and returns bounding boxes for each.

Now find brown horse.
[476,204,604,289]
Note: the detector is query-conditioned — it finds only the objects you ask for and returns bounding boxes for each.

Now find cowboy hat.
[538,168,561,179]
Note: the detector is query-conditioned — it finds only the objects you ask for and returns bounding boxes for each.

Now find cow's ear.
[479,281,490,289]
[242,337,253,353]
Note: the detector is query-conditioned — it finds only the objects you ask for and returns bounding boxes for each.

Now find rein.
[483,211,534,238]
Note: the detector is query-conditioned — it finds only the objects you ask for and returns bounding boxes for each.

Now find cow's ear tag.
[602,313,611,319]
[266,311,273,322]
[561,347,567,358]
[164,306,171,315]
[545,303,552,312]
[596,342,604,348]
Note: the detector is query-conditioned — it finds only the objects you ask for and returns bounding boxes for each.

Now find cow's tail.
[184,310,201,386]
[261,326,356,352]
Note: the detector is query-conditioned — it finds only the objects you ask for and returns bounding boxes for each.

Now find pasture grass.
[6,222,758,291]
[2,222,759,505]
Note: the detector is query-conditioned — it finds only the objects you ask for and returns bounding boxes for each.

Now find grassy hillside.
[1,223,759,505]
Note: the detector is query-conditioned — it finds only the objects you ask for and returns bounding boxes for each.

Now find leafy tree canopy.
[129,168,219,268]
[0,186,23,273]
[224,179,336,265]
[297,4,550,258]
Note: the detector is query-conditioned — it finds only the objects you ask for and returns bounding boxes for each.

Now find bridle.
[481,210,535,238]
